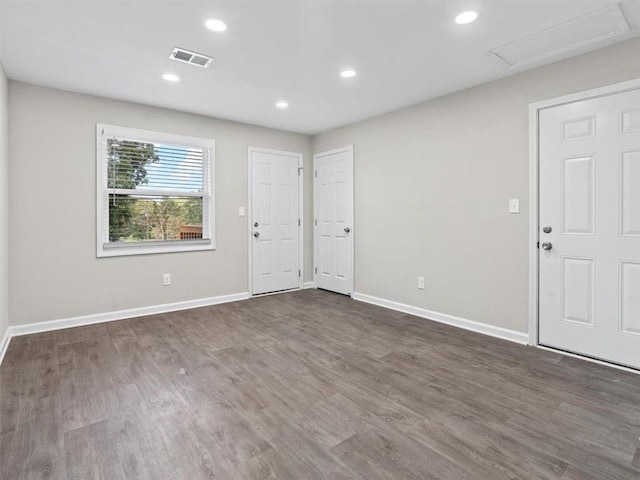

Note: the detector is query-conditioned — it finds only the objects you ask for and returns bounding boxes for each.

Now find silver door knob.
[542,226,552,234]
[253,231,260,238]
[541,242,553,250]
[344,227,351,233]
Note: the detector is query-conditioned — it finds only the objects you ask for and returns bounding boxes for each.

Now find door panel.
[620,261,640,335]
[561,257,595,326]
[621,149,640,236]
[250,149,300,295]
[314,146,354,295]
[539,87,640,369]
[562,155,595,235]
[621,109,640,133]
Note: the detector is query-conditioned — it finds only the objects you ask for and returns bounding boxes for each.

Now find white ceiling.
[1,1,638,135]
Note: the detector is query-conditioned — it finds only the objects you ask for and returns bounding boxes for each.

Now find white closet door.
[314,146,354,295]
[250,149,300,295]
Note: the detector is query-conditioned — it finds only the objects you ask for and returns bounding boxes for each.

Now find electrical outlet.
[509,198,520,214]
[163,273,171,286]
[238,206,245,216]
[418,276,425,290]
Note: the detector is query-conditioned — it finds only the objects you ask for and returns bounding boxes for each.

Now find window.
[96,124,215,257]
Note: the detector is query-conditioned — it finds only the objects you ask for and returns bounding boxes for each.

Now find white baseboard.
[0,326,11,366]
[4,292,250,345]
[352,292,529,345]
[1,288,527,368]
[303,281,316,289]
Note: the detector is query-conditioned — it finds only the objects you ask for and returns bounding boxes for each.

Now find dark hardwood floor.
[1,289,639,479]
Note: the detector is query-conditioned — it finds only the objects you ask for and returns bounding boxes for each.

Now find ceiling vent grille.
[485,4,629,68]
[170,48,213,68]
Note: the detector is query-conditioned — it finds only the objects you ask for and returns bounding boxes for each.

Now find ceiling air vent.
[485,4,629,67]
[170,48,213,68]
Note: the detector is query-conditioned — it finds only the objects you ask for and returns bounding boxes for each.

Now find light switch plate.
[238,206,246,217]
[509,198,520,214]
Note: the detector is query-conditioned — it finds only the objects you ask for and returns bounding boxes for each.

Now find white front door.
[539,87,640,369]
[250,148,301,295]
[314,146,354,295]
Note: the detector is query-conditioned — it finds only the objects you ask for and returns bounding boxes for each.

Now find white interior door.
[250,148,301,295]
[539,87,640,369]
[314,146,354,295]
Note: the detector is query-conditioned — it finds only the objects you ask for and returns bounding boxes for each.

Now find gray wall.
[7,38,640,332]
[313,38,640,334]
[9,83,312,326]
[0,63,8,339]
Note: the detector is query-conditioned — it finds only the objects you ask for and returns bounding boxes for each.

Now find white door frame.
[247,146,304,296]
[313,145,355,294]
[528,78,640,351]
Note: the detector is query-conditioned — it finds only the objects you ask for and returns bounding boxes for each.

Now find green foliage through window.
[106,138,205,243]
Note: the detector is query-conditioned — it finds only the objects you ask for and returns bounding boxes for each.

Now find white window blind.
[96,124,215,257]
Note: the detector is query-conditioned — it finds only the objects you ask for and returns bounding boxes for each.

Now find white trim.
[303,281,316,289]
[352,292,529,345]
[247,147,304,296]
[528,98,540,346]
[528,78,640,349]
[98,242,215,257]
[530,78,640,112]
[6,292,249,339]
[251,288,298,298]
[0,327,11,366]
[313,145,355,294]
[96,123,216,258]
[313,145,355,159]
[536,345,639,376]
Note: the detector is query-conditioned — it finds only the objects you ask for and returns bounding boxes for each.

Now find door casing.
[247,146,304,296]
[528,78,640,373]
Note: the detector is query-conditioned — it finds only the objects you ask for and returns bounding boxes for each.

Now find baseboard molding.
[1,289,527,367]
[5,292,250,342]
[352,292,529,345]
[0,326,11,366]
[303,281,316,289]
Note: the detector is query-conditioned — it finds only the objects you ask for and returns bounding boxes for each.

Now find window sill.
[97,239,215,258]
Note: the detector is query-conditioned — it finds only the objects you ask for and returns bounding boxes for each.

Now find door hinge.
[537,241,540,249]
[314,170,317,178]
[298,167,302,176]
[315,267,317,274]
[298,218,301,227]
[314,219,317,226]
[298,269,301,277]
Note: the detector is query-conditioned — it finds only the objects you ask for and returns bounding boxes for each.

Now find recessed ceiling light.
[276,101,289,109]
[340,69,357,78]
[455,11,478,24]
[162,73,180,82]
[205,18,227,32]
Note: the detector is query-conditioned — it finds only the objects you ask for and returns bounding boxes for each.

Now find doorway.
[530,79,640,370]
[248,147,303,295]
[313,146,354,295]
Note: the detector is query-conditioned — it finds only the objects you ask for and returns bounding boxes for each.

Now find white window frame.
[96,123,215,257]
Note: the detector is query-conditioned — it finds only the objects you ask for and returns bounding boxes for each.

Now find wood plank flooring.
[1,289,639,479]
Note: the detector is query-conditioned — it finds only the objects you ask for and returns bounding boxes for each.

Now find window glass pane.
[107,139,157,190]
[108,194,203,242]
[107,139,204,193]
